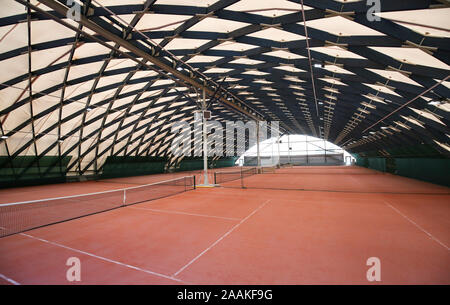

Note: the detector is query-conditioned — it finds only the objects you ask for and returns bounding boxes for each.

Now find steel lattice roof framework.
[0,0,449,177]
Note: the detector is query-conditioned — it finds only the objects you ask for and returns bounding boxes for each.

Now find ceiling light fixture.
[428,99,445,106]
[313,63,324,68]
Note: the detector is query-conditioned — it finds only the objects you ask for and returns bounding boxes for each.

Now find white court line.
[129,206,241,221]
[383,200,449,251]
[0,273,20,285]
[20,233,186,283]
[172,199,271,277]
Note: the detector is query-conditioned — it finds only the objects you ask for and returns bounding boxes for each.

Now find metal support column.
[277,136,281,167]
[256,121,261,171]
[287,134,291,164]
[202,88,209,185]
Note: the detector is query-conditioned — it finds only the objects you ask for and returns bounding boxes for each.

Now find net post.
[123,189,126,206]
[214,172,217,185]
[193,175,196,189]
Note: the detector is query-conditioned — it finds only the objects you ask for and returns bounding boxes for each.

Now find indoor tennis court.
[0,165,449,285]
[0,0,449,287]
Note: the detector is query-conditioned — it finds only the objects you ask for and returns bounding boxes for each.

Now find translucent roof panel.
[370,47,450,69]
[247,28,306,42]
[226,0,313,17]
[377,8,450,38]
[187,18,250,33]
[135,14,192,31]
[306,16,385,36]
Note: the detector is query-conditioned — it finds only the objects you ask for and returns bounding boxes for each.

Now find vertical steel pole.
[277,135,281,167]
[202,88,209,185]
[271,135,274,166]
[256,121,261,171]
[306,135,309,165]
[288,134,291,164]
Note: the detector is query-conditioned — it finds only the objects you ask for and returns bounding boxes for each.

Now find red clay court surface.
[0,166,449,285]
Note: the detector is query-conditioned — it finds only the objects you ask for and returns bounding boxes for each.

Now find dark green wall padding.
[174,157,204,172]
[173,157,236,172]
[368,158,386,172]
[211,157,237,169]
[0,155,239,188]
[101,156,167,179]
[0,156,71,188]
[395,158,450,187]
[102,156,237,178]
[355,155,450,187]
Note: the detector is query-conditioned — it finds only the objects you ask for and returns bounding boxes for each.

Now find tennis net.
[0,176,195,238]
[214,165,450,194]
[273,166,383,175]
[261,166,277,174]
[214,167,258,185]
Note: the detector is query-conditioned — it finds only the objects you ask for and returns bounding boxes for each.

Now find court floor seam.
[172,199,271,278]
[383,200,449,251]
[128,206,241,221]
[19,233,187,284]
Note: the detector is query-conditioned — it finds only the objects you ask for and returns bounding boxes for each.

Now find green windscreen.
[174,156,237,172]
[174,157,204,172]
[211,157,237,168]
[0,156,71,188]
[100,156,167,179]
[354,154,450,187]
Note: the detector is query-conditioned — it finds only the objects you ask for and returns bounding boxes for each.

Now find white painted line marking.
[383,200,449,251]
[20,233,186,283]
[172,199,271,277]
[0,273,20,285]
[129,206,241,221]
